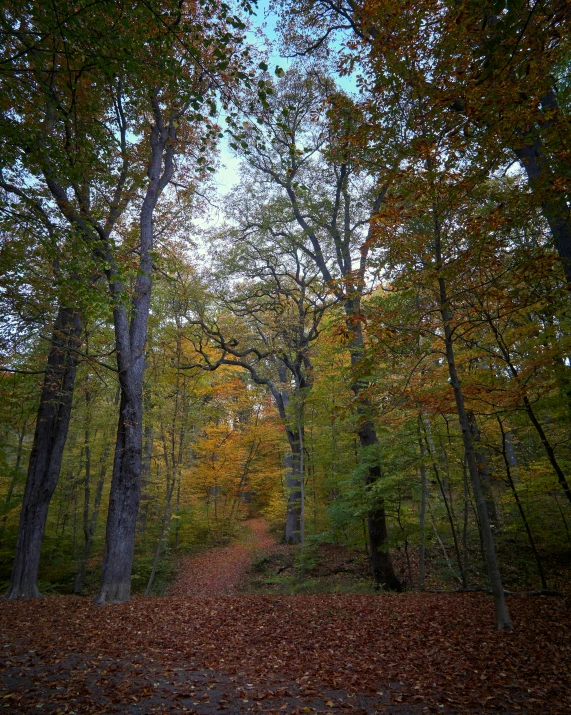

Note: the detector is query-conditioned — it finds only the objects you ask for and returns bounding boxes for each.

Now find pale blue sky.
[212,0,358,196]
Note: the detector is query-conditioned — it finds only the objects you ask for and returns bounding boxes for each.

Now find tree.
[183,205,331,543]
[276,0,571,280]
[0,0,255,601]
[225,67,402,588]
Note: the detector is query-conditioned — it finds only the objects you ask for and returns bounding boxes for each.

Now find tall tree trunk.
[346,299,402,591]
[145,457,175,596]
[428,499,458,581]
[483,309,571,506]
[94,380,144,603]
[422,415,467,588]
[418,422,427,591]
[284,173,399,587]
[284,429,302,544]
[74,438,111,594]
[296,382,306,578]
[512,91,571,283]
[5,305,81,599]
[95,99,177,605]
[274,366,303,545]
[462,457,470,585]
[467,412,499,528]
[435,256,512,629]
[229,435,260,523]
[522,395,571,507]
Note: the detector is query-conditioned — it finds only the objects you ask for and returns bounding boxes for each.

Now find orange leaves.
[181,369,285,532]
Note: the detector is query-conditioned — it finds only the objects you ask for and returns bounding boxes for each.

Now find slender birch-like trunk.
[418,422,427,591]
[434,219,512,629]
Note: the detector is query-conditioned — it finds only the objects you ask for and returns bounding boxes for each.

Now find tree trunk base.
[93,581,131,605]
[4,583,43,600]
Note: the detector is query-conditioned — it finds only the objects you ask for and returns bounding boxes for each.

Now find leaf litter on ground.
[1,593,569,713]
[1,519,569,713]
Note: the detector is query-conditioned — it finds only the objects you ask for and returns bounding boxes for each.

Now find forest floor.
[0,520,570,714]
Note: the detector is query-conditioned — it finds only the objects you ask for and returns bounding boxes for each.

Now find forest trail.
[168,518,277,596]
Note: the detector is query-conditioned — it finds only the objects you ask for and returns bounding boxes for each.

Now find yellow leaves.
[181,380,285,532]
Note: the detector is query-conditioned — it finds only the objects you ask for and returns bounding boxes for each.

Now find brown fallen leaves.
[168,518,278,597]
[0,592,569,714]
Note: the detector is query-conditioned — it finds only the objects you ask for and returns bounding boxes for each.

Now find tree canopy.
[0,0,570,635]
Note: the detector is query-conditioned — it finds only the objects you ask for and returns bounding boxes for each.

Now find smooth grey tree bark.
[95,97,179,604]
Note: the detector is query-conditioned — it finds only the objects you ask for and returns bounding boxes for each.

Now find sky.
[211,0,279,197]
[211,0,358,198]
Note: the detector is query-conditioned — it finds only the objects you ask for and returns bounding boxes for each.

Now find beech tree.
[0,0,569,638]
[276,0,571,280]
[0,0,255,601]
[183,198,331,543]
[226,68,402,588]
[0,0,135,597]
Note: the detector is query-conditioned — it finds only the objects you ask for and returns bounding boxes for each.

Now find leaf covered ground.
[1,522,569,714]
[1,593,570,713]
[168,519,277,597]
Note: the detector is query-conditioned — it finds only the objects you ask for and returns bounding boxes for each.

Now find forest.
[0,1,570,712]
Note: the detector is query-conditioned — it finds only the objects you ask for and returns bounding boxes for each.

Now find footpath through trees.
[168,518,277,597]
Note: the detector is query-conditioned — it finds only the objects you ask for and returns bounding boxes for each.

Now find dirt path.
[168,518,276,596]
